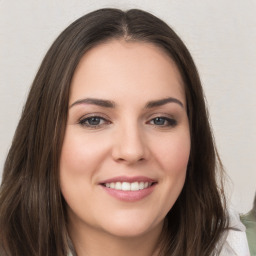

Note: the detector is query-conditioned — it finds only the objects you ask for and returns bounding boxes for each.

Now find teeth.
[131,182,139,191]
[104,181,152,191]
[122,182,130,191]
[115,182,122,190]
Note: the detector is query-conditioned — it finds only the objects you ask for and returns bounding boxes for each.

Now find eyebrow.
[69,97,184,109]
[69,98,115,108]
[145,97,184,108]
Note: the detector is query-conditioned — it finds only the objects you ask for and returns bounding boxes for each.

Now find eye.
[149,117,177,127]
[79,116,110,128]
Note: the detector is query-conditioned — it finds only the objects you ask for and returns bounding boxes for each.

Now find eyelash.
[78,115,110,128]
[78,115,177,129]
[147,116,177,127]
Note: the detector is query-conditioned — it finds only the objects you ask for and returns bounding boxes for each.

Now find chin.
[100,216,163,239]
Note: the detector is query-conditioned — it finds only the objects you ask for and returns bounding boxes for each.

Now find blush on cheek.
[173,135,191,167]
[60,136,90,173]
[159,141,190,174]
[175,148,190,171]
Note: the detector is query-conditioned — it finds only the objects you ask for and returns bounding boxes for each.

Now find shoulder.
[218,209,250,256]
[241,210,256,255]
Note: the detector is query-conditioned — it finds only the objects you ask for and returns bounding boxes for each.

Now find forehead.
[70,40,185,105]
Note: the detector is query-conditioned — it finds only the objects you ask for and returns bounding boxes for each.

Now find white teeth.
[115,182,122,190]
[122,182,130,191]
[131,182,139,191]
[139,181,145,190]
[104,181,152,191]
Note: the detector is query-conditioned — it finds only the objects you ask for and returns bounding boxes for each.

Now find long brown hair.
[0,8,228,256]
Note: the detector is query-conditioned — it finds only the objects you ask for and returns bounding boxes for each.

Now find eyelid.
[146,112,176,120]
[78,112,110,122]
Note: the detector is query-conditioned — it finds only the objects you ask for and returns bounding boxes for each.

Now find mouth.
[99,176,157,201]
[101,181,156,191]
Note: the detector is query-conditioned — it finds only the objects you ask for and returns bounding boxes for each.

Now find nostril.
[111,138,148,163]
[115,156,145,164]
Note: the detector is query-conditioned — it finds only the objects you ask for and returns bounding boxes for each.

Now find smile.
[99,176,157,201]
[103,181,154,191]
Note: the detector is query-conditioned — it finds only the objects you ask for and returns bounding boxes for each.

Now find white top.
[219,209,250,256]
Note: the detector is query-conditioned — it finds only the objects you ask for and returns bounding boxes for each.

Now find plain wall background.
[0,0,255,213]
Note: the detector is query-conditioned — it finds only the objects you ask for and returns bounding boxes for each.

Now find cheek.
[59,129,108,177]
[59,130,107,217]
[154,131,191,175]
[145,130,190,222]
[59,130,109,207]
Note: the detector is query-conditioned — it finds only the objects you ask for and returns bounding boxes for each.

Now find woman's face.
[60,40,190,239]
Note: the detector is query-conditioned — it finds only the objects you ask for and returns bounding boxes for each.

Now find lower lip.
[101,184,156,202]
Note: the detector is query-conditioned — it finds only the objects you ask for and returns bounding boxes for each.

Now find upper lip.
[99,176,157,184]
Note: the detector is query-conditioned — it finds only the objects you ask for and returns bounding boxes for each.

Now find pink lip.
[101,185,156,202]
[99,176,157,202]
[99,176,156,184]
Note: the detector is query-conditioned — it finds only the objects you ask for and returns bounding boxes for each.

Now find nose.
[112,123,148,164]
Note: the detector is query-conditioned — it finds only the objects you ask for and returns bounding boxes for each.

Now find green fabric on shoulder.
[241,210,256,256]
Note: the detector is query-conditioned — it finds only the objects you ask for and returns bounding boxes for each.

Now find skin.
[60,40,191,256]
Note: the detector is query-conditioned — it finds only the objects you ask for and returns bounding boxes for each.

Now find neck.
[68,218,163,256]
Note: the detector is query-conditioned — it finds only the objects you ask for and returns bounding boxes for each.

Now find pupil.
[154,117,165,125]
[89,117,100,125]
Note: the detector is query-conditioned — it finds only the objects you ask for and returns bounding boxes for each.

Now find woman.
[0,8,248,256]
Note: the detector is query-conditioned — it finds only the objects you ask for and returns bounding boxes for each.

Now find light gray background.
[0,0,255,213]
